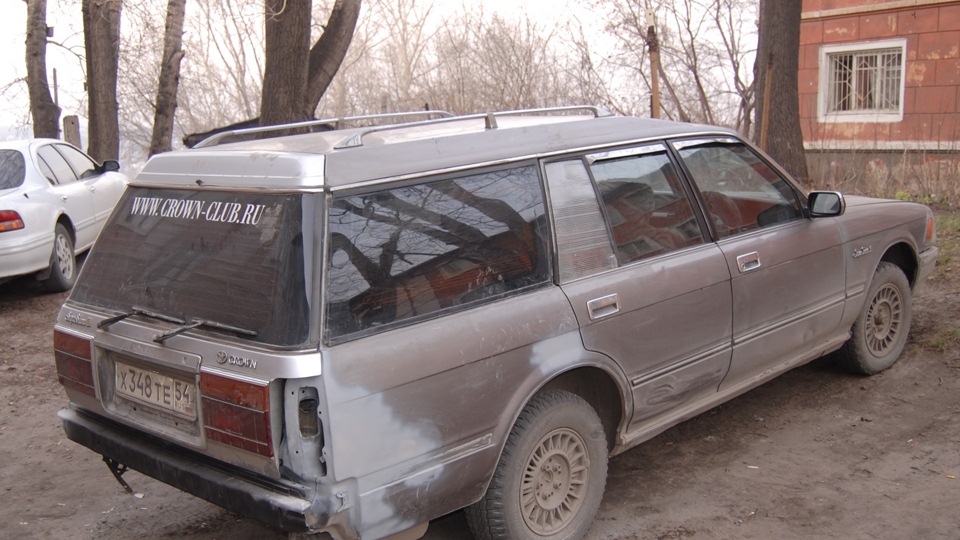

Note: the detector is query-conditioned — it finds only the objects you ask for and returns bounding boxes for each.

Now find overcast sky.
[0,0,582,140]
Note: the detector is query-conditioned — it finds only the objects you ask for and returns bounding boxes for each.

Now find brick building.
[798,0,960,189]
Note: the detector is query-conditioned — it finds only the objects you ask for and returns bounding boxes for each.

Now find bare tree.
[581,0,756,130]
[260,0,361,126]
[260,0,312,125]
[711,0,756,135]
[148,0,187,156]
[754,0,807,180]
[25,0,61,139]
[375,0,437,112]
[305,0,362,111]
[426,9,576,113]
[83,0,122,161]
[175,0,265,138]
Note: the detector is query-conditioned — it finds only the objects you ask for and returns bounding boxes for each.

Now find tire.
[466,390,608,540]
[837,262,912,375]
[42,224,77,292]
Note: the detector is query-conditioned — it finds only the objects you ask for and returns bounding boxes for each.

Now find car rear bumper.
[0,231,51,279]
[58,405,353,537]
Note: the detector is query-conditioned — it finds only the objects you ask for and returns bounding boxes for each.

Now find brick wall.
[799,0,960,149]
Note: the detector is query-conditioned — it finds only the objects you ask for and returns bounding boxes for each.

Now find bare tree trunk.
[189,0,360,139]
[754,0,808,181]
[25,0,61,139]
[260,0,312,126]
[83,0,123,161]
[148,0,187,157]
[306,0,362,113]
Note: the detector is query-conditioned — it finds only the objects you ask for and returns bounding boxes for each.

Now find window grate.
[827,48,902,113]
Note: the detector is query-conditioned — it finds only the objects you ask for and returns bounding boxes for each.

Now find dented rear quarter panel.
[317,286,624,537]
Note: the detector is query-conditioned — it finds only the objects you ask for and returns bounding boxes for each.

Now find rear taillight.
[0,210,25,232]
[54,329,95,397]
[200,372,273,457]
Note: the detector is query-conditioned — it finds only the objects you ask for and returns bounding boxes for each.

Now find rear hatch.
[55,185,318,471]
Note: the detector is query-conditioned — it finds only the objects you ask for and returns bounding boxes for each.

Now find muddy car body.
[54,107,937,540]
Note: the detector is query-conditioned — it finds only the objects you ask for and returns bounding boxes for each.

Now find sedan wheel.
[42,224,77,292]
[838,262,912,375]
[864,282,903,357]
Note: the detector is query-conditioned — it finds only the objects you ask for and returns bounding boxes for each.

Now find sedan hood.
[843,195,897,207]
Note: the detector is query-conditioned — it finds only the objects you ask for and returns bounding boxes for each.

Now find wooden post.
[63,116,81,147]
[646,9,660,119]
[760,54,774,151]
[53,68,61,139]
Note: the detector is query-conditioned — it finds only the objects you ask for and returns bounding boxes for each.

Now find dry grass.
[806,149,960,206]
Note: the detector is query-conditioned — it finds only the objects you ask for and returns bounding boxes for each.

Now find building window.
[819,39,905,123]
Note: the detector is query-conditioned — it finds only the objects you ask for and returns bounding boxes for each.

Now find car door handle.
[587,293,620,320]
[737,251,761,273]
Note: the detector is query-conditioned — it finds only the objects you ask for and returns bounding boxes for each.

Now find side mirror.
[101,160,121,173]
[808,191,845,217]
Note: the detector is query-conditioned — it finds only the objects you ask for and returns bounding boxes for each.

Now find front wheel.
[41,224,77,292]
[838,262,912,375]
[466,390,608,540]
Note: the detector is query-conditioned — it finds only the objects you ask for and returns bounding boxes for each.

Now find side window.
[675,141,803,239]
[54,144,98,179]
[36,157,57,185]
[36,145,78,185]
[588,146,705,264]
[325,165,549,342]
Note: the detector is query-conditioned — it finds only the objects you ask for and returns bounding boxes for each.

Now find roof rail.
[333,105,613,150]
[191,111,455,149]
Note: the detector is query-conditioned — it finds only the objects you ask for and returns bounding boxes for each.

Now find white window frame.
[817,38,906,123]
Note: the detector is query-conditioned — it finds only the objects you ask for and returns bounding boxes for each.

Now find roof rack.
[191,111,455,149]
[333,105,613,149]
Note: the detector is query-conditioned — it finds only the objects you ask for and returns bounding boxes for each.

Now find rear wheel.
[466,390,607,540]
[41,224,77,292]
[838,262,912,375]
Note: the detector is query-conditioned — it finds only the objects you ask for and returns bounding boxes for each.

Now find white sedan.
[0,139,128,291]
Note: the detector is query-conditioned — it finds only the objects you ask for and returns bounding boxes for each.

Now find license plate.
[115,361,197,420]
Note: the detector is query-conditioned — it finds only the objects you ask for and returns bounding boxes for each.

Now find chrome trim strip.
[734,295,846,346]
[630,341,731,388]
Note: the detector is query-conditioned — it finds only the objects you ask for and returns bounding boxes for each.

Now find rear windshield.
[71,187,312,346]
[0,150,26,189]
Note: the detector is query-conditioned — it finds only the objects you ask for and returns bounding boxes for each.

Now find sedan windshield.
[71,187,313,346]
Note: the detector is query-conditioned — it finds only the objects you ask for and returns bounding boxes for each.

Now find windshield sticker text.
[131,197,265,225]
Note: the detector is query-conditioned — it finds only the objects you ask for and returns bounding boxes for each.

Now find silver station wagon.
[54,107,938,540]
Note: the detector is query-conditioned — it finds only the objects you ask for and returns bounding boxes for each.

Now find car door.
[671,138,847,392]
[35,144,98,249]
[544,143,733,434]
[52,143,124,234]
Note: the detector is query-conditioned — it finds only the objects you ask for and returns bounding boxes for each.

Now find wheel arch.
[55,213,77,245]
[537,365,627,454]
[878,241,919,288]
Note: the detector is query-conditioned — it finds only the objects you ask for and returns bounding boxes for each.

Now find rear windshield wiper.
[153,318,257,344]
[98,306,186,331]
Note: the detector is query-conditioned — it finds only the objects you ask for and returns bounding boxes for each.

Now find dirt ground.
[2,211,958,540]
